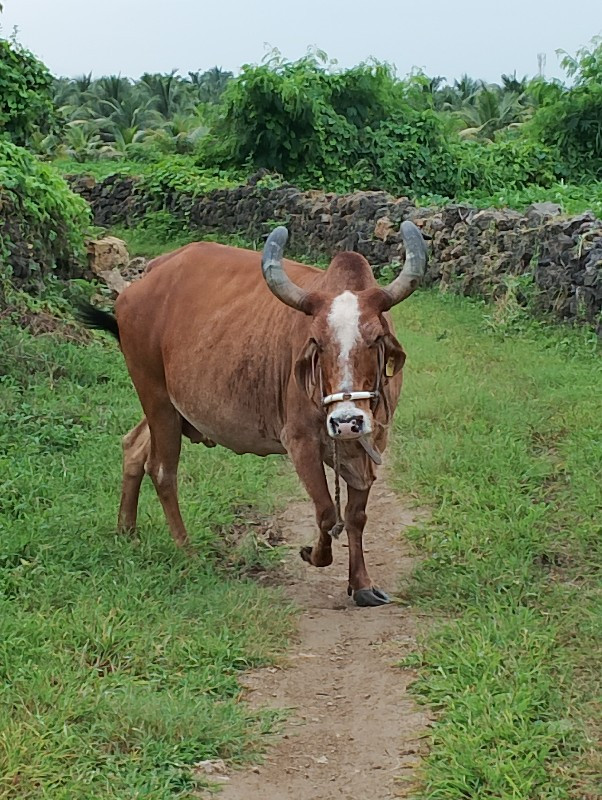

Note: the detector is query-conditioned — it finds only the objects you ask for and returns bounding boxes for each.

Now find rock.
[97,269,130,296]
[246,168,272,186]
[441,204,472,228]
[525,202,563,223]
[194,758,228,776]
[471,208,521,231]
[125,256,149,280]
[86,236,130,276]
[374,216,395,241]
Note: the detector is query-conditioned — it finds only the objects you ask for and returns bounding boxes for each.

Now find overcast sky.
[1,0,600,83]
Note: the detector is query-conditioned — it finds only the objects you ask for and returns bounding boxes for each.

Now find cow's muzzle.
[327,407,372,440]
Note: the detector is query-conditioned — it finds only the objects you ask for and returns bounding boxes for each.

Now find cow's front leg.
[285,433,336,567]
[345,485,391,607]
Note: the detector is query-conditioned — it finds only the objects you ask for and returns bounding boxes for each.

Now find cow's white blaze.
[325,291,372,438]
[327,290,360,390]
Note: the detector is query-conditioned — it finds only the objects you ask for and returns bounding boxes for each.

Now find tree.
[139,70,193,118]
[558,35,602,85]
[0,34,58,145]
[531,38,602,178]
[456,83,529,140]
[95,94,160,147]
[188,66,233,103]
[501,71,528,94]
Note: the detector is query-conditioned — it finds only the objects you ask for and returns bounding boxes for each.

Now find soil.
[212,474,433,800]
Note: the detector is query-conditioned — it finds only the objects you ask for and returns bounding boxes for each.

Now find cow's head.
[261,222,427,442]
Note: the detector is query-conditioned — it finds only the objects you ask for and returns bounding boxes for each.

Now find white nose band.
[322,391,379,406]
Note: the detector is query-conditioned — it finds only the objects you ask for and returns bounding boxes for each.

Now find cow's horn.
[380,221,428,308]
[261,226,308,312]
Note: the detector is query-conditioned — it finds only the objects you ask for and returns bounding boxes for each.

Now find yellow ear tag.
[385,357,395,378]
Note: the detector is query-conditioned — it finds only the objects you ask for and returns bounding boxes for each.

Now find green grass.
[110,222,601,798]
[110,212,263,260]
[54,158,148,180]
[390,292,601,799]
[4,224,600,799]
[54,156,243,196]
[0,315,295,799]
[111,212,331,267]
[418,179,602,218]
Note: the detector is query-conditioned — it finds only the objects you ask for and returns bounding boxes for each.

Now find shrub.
[457,136,559,194]
[137,155,242,208]
[0,139,90,289]
[530,38,602,180]
[532,85,602,180]
[363,110,463,196]
[202,51,459,195]
[0,35,58,146]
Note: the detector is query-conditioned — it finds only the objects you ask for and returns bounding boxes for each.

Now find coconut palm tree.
[433,74,481,113]
[161,111,209,152]
[53,73,96,124]
[501,71,528,94]
[95,93,160,145]
[56,122,105,160]
[189,66,233,103]
[139,70,194,118]
[455,84,528,139]
[92,75,133,107]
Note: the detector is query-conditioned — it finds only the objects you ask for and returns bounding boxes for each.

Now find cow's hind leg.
[118,417,150,533]
[345,485,390,607]
[142,398,193,551]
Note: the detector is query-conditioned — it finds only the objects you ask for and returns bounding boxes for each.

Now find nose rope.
[330,438,345,539]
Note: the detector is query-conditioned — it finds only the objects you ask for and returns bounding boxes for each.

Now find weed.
[0,318,295,799]
[391,291,601,799]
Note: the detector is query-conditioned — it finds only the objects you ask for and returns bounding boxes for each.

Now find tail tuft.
[74,302,120,343]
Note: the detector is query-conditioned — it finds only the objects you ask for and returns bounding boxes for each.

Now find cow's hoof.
[299,545,333,567]
[300,546,313,564]
[351,587,391,607]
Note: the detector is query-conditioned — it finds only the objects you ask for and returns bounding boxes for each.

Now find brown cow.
[79,222,427,606]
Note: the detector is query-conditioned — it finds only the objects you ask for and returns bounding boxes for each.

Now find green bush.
[0,36,58,146]
[532,84,602,179]
[202,52,459,195]
[136,155,241,208]
[457,136,558,194]
[529,38,602,180]
[363,110,463,196]
[0,139,90,286]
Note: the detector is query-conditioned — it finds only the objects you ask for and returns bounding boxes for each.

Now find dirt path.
[216,475,432,800]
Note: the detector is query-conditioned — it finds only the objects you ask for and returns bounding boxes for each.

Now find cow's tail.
[75,301,120,344]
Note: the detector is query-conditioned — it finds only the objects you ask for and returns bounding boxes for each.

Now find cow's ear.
[382,333,406,377]
[294,339,320,395]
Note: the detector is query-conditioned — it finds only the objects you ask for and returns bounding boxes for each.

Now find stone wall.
[68,173,602,332]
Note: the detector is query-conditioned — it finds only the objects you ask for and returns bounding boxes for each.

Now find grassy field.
[109,225,601,798]
[2,225,600,799]
[0,310,295,799]
[391,293,601,799]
